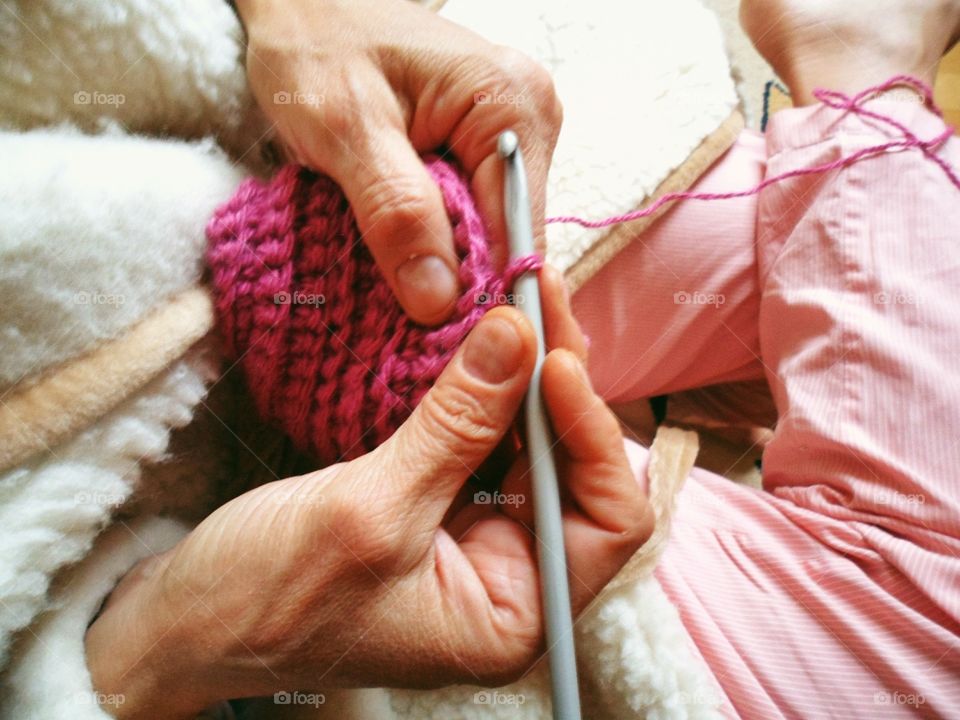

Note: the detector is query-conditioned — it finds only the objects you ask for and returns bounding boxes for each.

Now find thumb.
[326,124,461,326]
[377,307,536,523]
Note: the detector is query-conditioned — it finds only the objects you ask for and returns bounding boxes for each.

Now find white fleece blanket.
[440,0,738,272]
[0,1,735,717]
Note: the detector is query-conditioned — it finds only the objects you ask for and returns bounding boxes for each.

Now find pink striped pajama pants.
[574,98,960,718]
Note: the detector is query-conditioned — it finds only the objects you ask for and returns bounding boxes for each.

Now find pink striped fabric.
[574,98,960,718]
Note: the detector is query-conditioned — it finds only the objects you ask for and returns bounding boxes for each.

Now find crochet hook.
[498,130,582,720]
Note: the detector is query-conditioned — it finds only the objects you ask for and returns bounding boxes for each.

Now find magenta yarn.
[206,158,539,465]
[548,76,959,229]
[206,77,956,467]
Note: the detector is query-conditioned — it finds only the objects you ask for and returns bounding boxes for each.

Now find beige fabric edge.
[0,287,214,472]
[565,110,744,292]
[593,425,700,605]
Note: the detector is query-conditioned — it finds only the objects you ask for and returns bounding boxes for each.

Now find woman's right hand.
[85,268,652,719]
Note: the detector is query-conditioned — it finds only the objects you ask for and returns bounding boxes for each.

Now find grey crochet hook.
[498,130,582,720]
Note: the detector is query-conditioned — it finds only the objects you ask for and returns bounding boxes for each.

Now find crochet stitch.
[207,158,539,466]
[207,76,957,469]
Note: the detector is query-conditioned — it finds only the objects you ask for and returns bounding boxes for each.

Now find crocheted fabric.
[207,158,537,466]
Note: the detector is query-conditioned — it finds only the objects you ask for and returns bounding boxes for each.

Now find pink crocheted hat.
[206,159,531,466]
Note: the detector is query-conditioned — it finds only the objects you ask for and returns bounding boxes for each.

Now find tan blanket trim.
[594,426,699,604]
[565,109,744,292]
[0,287,214,472]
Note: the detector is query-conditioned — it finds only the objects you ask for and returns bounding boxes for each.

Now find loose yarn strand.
[207,75,957,466]
[547,76,959,230]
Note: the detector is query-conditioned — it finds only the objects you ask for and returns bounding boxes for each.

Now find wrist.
[84,554,215,720]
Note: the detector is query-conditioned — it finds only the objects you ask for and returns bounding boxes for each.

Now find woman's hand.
[236,0,563,325]
[85,268,651,719]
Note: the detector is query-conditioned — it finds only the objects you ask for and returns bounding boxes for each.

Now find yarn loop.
[207,76,957,467]
[547,76,959,229]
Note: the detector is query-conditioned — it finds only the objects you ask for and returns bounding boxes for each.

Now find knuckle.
[497,48,561,120]
[306,68,363,138]
[357,176,434,246]
[494,47,539,83]
[314,102,353,147]
[521,61,557,106]
[418,383,502,452]
[323,494,401,573]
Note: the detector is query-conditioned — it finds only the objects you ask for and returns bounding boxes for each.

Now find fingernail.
[396,255,459,320]
[463,316,524,383]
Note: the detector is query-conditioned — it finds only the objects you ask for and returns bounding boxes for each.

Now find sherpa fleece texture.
[0,0,736,716]
[0,349,216,670]
[0,0,261,710]
[0,0,269,161]
[0,128,244,392]
[0,517,189,720]
[0,288,214,471]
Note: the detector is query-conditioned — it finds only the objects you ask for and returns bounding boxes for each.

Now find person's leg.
[573,130,767,403]
[651,5,960,718]
[656,97,960,720]
[577,2,960,404]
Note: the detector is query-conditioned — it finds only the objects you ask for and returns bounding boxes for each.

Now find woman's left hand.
[85,268,651,718]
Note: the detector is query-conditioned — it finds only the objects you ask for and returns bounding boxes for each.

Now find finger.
[473,427,523,488]
[441,427,522,530]
[465,112,555,259]
[420,48,560,257]
[467,155,509,272]
[563,506,645,614]
[540,350,653,612]
[543,349,648,533]
[493,264,589,528]
[374,306,536,527]
[318,122,461,326]
[539,264,587,361]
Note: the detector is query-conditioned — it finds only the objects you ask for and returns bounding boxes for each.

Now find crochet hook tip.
[497,130,519,159]
[499,129,532,260]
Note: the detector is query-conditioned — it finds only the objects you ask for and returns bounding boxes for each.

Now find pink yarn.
[207,76,957,466]
[547,76,959,229]
[207,158,539,465]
